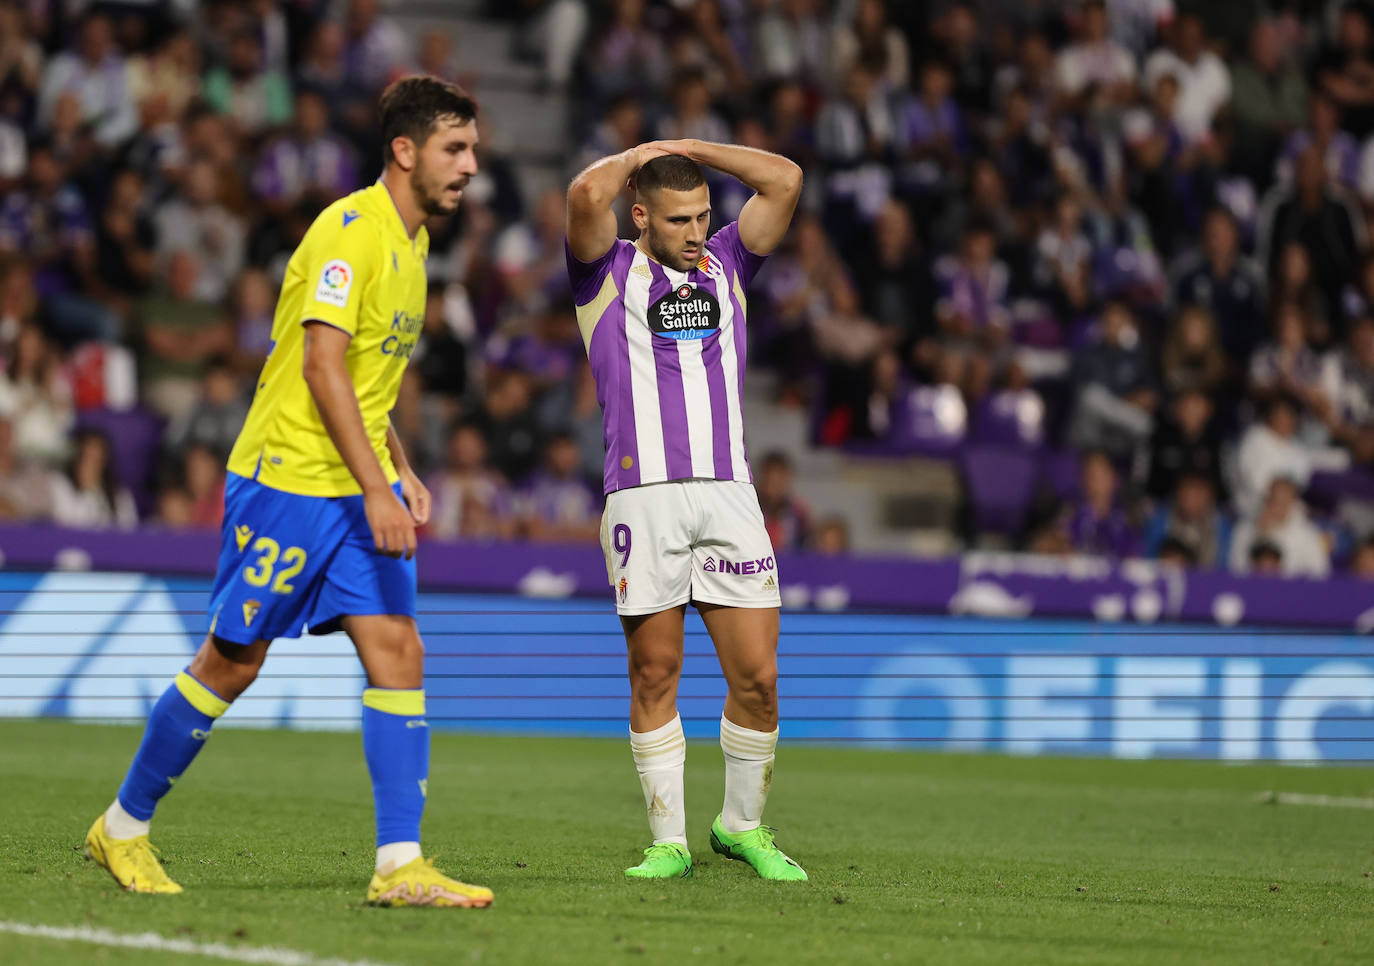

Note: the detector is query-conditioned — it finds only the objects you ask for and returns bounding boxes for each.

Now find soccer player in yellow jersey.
[83,77,493,908]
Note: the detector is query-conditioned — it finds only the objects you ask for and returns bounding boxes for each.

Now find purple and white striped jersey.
[566,221,767,495]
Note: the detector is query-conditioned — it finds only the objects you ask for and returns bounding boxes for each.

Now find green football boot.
[709,815,808,881]
[625,842,692,879]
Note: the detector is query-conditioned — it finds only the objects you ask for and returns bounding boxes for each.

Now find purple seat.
[961,445,1038,534]
[972,390,1046,448]
[1038,448,1082,502]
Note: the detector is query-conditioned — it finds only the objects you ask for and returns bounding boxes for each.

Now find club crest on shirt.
[649,283,720,341]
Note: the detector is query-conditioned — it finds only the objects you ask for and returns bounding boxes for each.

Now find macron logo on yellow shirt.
[315,259,353,308]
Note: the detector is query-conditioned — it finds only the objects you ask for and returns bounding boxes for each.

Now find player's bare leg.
[622,606,692,877]
[345,614,491,907]
[86,635,268,894]
[699,603,806,881]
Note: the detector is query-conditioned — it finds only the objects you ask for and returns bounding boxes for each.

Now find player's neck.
[379,170,425,239]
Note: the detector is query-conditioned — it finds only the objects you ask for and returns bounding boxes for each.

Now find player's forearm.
[568,149,641,209]
[384,420,412,475]
[304,357,391,495]
[682,139,803,198]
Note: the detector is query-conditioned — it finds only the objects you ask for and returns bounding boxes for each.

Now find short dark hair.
[634,156,706,196]
[378,76,477,165]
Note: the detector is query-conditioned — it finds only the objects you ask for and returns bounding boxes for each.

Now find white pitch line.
[1255,791,1374,810]
[0,921,399,966]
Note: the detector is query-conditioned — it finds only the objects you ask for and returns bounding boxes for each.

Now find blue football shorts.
[207,472,417,645]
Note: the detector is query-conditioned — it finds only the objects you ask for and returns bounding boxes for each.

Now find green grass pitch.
[0,719,1371,965]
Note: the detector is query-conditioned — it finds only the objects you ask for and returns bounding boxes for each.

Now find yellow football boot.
[366,856,493,908]
[83,814,183,894]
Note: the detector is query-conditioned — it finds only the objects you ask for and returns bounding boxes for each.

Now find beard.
[410,161,466,217]
[645,231,696,272]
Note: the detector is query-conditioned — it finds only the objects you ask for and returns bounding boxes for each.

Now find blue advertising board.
[1,571,1370,762]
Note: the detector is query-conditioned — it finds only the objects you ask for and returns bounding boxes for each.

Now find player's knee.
[629,656,681,704]
[192,636,266,701]
[730,664,778,713]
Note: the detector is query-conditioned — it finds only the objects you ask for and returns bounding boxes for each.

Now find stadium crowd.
[4,0,1374,580]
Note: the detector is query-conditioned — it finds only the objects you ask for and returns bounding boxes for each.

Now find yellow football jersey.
[227,182,429,496]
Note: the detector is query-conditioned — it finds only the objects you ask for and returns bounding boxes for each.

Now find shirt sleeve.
[565,237,620,307]
[708,221,769,289]
[297,211,382,337]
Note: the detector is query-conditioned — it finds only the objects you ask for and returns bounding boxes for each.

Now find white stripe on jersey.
[624,249,667,482]
[716,270,748,478]
[662,263,718,479]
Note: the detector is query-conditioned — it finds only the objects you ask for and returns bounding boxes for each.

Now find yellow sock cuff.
[362,688,426,716]
[175,671,230,718]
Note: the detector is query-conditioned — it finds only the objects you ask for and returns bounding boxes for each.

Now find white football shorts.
[599,479,782,616]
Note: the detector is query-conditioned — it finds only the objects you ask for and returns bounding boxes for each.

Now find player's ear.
[631,200,649,231]
[390,135,416,172]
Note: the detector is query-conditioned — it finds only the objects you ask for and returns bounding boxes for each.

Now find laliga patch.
[314,259,353,308]
[649,283,720,341]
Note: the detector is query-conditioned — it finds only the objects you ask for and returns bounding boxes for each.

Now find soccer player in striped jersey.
[83,77,493,908]
[566,139,807,880]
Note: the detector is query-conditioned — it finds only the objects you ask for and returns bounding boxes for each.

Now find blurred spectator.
[829,0,909,94]
[36,13,136,147]
[91,167,156,313]
[1034,193,1093,316]
[512,0,589,90]
[0,321,71,467]
[655,67,729,145]
[585,0,666,102]
[1233,394,1350,519]
[344,0,411,93]
[1159,304,1227,397]
[895,59,967,194]
[154,159,246,303]
[1054,0,1137,102]
[153,481,193,530]
[1231,18,1308,181]
[535,359,604,485]
[425,421,515,540]
[0,140,111,342]
[182,441,225,530]
[297,21,351,102]
[1172,207,1266,363]
[1257,146,1366,327]
[465,368,543,483]
[493,186,573,318]
[1143,471,1231,569]
[516,433,600,543]
[1067,302,1156,459]
[413,283,471,402]
[127,28,200,121]
[931,220,1011,349]
[1142,11,1230,144]
[1230,476,1330,578]
[252,89,360,212]
[134,252,234,419]
[1247,540,1284,575]
[1140,387,1223,502]
[1277,92,1359,189]
[1248,301,1341,429]
[810,515,850,556]
[164,357,247,460]
[50,427,136,530]
[203,28,291,139]
[0,412,53,520]
[754,0,825,84]
[666,1,748,99]
[755,450,810,551]
[1333,316,1374,438]
[852,198,927,342]
[228,268,275,375]
[816,61,895,172]
[573,95,644,179]
[1055,450,1138,558]
[1315,0,1374,137]
[1350,535,1374,577]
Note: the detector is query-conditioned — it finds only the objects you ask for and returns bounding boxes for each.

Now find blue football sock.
[361,688,429,847]
[117,670,230,821]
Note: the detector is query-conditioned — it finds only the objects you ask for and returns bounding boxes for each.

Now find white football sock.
[719,715,778,835]
[103,798,150,840]
[376,841,422,876]
[630,714,687,848]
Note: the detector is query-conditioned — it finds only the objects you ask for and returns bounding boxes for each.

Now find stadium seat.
[960,445,1038,535]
